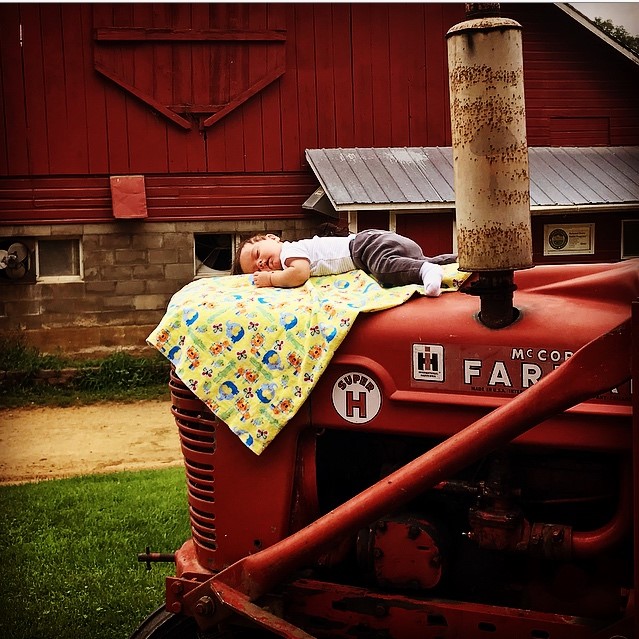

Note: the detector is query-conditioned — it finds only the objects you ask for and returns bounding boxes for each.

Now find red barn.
[1,3,638,355]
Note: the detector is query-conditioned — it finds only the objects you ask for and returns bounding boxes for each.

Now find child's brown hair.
[231,235,268,275]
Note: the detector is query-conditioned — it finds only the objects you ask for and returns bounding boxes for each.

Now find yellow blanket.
[147,266,469,455]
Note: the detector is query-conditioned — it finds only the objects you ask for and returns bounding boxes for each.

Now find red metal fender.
[181,319,633,636]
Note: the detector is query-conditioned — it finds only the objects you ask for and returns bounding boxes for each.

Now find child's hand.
[252,259,310,288]
[253,271,274,287]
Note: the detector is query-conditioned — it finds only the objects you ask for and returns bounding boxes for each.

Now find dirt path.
[0,400,182,484]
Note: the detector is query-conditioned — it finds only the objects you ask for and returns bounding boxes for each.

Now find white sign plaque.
[544,224,595,256]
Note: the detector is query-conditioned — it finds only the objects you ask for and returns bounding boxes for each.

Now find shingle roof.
[304,146,639,212]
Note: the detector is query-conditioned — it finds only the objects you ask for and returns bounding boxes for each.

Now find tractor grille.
[169,369,217,551]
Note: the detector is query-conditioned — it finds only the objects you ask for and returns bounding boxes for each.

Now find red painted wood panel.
[369,4,392,147]
[358,211,389,233]
[280,3,300,172]
[224,4,249,173]
[205,4,229,173]
[332,4,355,148]
[0,174,317,224]
[20,4,49,173]
[129,3,169,173]
[350,4,374,144]
[505,3,639,146]
[0,5,29,174]
[396,213,455,256]
[295,4,319,152]
[426,3,460,144]
[404,5,428,144]
[389,4,417,146]
[96,4,132,172]
[245,4,267,172]
[262,5,285,170]
[82,5,110,175]
[41,5,73,172]
[163,4,204,173]
[1,3,638,225]
[314,4,337,148]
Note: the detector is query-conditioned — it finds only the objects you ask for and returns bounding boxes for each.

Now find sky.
[572,2,639,35]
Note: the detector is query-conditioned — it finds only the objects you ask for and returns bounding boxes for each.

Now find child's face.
[239,235,283,273]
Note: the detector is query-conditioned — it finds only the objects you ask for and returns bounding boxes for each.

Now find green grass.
[0,468,190,639]
[0,382,170,409]
[0,333,171,408]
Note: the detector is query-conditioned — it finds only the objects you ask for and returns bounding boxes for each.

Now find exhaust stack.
[446,4,533,328]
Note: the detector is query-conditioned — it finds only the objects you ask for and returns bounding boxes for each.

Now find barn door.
[92,4,286,131]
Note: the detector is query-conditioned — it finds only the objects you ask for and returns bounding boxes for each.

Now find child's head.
[232,233,283,275]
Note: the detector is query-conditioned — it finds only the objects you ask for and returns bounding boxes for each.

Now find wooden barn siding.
[0,3,462,178]
[506,4,639,146]
[0,174,317,224]
[2,3,639,225]
[396,214,456,255]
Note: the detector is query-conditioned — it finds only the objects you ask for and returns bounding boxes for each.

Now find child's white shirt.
[280,235,356,276]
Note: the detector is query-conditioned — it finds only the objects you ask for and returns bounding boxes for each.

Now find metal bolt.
[170,602,182,614]
[373,547,384,559]
[195,596,215,616]
[170,581,184,595]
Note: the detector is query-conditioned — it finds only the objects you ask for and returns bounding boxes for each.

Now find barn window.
[194,234,233,278]
[37,238,82,281]
[621,219,639,259]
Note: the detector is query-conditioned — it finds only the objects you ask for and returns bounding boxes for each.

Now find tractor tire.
[129,606,200,639]
[130,606,279,639]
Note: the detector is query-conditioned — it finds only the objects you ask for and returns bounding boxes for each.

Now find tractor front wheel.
[129,606,200,639]
[130,606,279,639]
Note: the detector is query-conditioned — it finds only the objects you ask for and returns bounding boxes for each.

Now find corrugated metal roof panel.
[305,146,639,211]
[305,147,456,208]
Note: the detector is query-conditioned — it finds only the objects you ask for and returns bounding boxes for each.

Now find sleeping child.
[231,229,457,297]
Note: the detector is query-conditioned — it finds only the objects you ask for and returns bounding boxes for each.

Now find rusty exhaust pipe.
[447,5,533,328]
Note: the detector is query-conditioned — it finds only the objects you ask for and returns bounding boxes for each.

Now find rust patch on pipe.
[449,64,521,89]
[458,221,532,270]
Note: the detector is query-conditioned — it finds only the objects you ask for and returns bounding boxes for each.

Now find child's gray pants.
[350,229,456,287]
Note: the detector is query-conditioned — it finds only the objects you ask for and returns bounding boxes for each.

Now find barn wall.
[506,4,639,146]
[0,217,322,356]
[2,3,637,189]
[0,2,463,183]
[0,174,317,225]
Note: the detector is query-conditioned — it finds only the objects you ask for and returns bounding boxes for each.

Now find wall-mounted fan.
[0,242,30,279]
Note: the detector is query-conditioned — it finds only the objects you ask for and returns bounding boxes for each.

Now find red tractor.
[134,259,637,639]
[133,12,638,639]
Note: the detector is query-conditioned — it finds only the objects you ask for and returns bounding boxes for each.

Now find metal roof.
[304,146,639,212]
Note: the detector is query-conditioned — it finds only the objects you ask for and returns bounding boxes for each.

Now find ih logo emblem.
[413,344,444,382]
[332,372,382,424]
